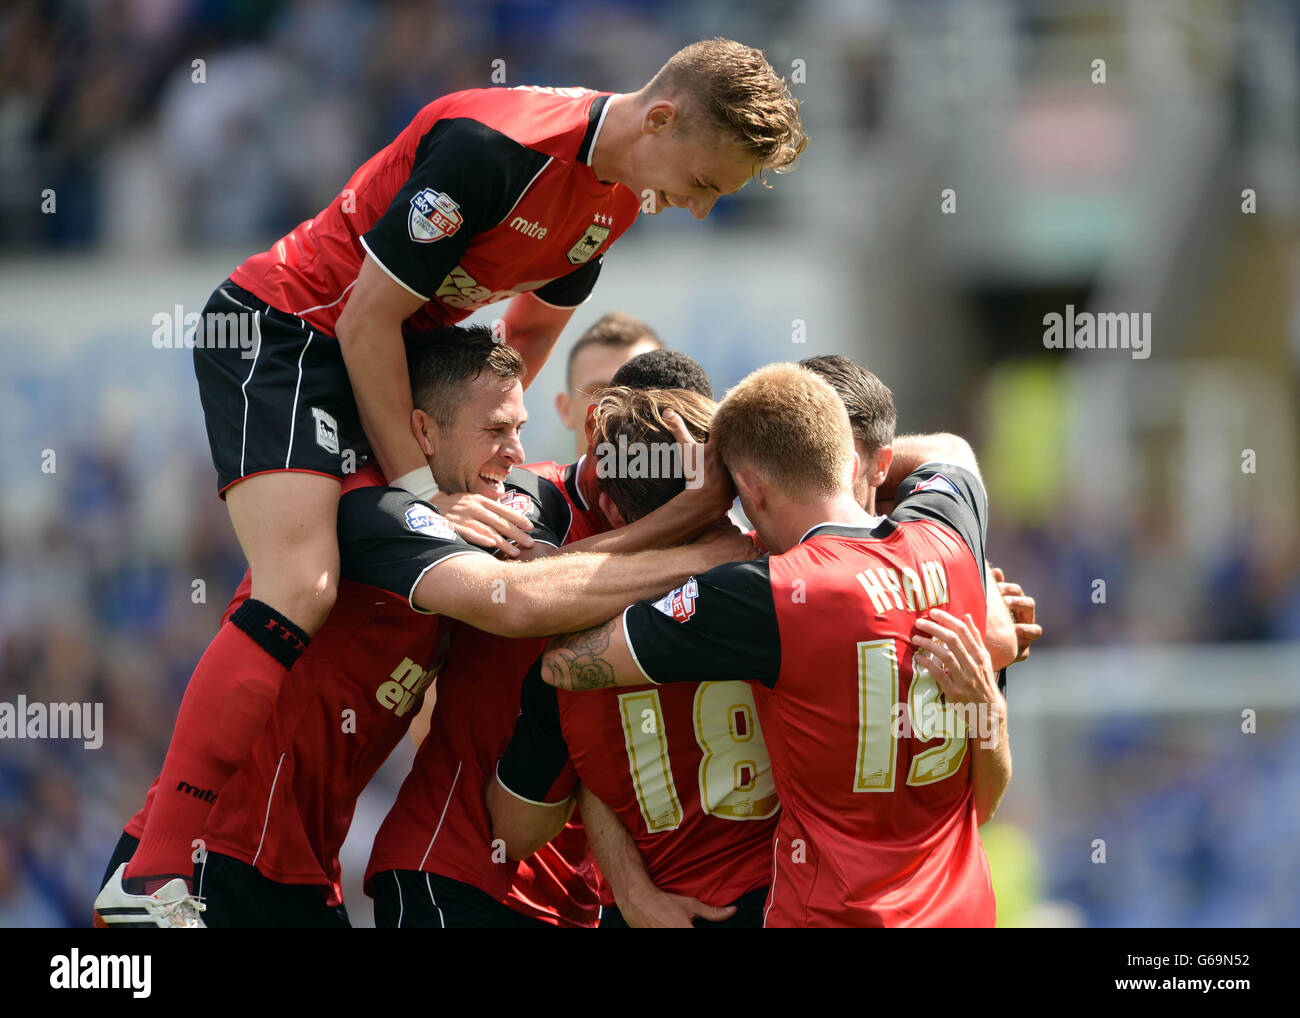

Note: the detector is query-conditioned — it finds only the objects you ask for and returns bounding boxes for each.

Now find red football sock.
[125,599,309,889]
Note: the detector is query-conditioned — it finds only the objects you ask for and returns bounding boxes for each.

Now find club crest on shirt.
[652,577,699,623]
[408,189,463,243]
[404,503,456,541]
[566,220,611,264]
[499,490,533,517]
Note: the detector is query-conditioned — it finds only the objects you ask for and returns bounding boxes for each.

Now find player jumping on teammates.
[122,40,807,905]
[95,328,749,927]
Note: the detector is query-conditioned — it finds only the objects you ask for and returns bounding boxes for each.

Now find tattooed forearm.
[546,621,618,690]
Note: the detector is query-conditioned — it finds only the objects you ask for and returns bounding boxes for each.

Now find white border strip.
[494,766,570,808]
[252,751,288,867]
[291,279,357,318]
[583,97,613,167]
[238,311,263,477]
[284,331,314,467]
[406,549,488,614]
[359,236,431,301]
[622,605,657,685]
[417,760,462,870]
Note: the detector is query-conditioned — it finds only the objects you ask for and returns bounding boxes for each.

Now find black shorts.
[599,885,771,928]
[101,832,350,929]
[371,870,555,929]
[192,280,365,497]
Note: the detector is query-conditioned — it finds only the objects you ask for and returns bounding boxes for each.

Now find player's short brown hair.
[590,386,716,522]
[711,363,853,500]
[566,312,663,388]
[646,38,807,181]
[406,325,524,432]
[800,354,896,455]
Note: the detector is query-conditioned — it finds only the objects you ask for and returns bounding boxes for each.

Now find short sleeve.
[622,558,783,689]
[890,462,989,587]
[530,256,603,309]
[337,486,486,611]
[360,118,551,301]
[496,658,577,805]
[502,467,573,549]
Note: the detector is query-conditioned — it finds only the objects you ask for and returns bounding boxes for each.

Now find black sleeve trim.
[360,118,552,302]
[532,256,603,308]
[623,559,782,688]
[891,462,989,592]
[503,467,571,548]
[496,657,573,803]
[337,487,484,605]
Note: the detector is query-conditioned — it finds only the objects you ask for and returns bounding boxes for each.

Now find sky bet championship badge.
[408,188,463,243]
[404,503,457,541]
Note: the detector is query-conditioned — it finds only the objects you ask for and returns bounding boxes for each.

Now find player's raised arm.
[540,558,783,691]
[519,403,737,561]
[334,255,432,491]
[912,610,1012,825]
[983,561,1019,671]
[415,523,755,639]
[991,565,1044,662]
[880,432,983,501]
[877,432,1022,666]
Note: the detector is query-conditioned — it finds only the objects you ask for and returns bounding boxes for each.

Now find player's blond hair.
[590,386,716,521]
[711,363,853,500]
[645,38,807,182]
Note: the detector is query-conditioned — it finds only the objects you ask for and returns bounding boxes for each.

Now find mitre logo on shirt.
[652,577,699,623]
[404,503,456,541]
[408,188,463,243]
[566,214,612,265]
[509,215,548,239]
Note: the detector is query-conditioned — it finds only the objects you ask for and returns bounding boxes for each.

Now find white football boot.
[93,863,206,928]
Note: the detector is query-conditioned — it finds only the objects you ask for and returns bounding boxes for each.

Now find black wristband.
[230,598,311,669]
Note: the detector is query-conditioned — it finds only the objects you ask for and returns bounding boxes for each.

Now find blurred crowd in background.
[2,0,1298,927]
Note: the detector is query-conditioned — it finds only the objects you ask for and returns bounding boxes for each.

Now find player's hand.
[621,887,738,928]
[663,408,736,516]
[911,609,1005,722]
[431,492,535,558]
[691,519,760,566]
[991,566,1041,662]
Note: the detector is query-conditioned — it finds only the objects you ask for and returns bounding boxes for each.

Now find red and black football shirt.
[230,87,640,337]
[365,459,606,927]
[615,463,997,928]
[124,464,503,904]
[497,661,781,912]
